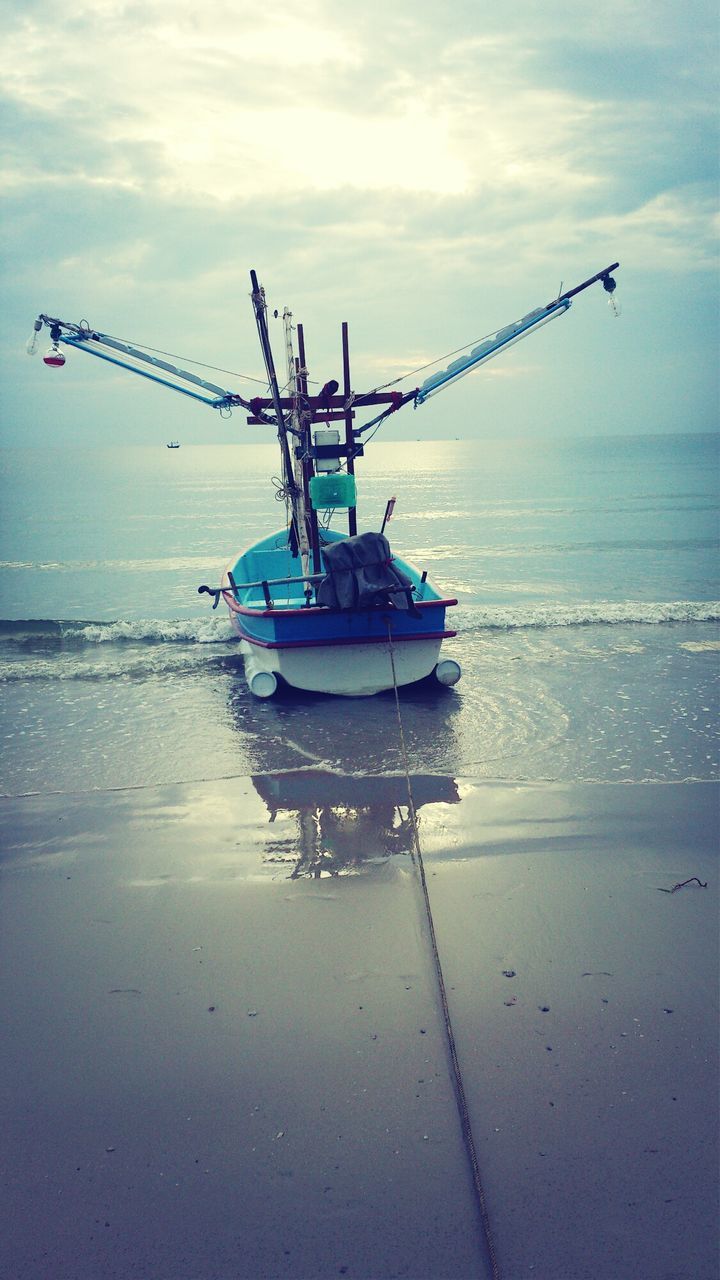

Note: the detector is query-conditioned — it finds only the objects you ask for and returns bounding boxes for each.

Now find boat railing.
[227,568,429,595]
[199,569,426,612]
[227,570,324,609]
[232,571,326,591]
[199,572,322,610]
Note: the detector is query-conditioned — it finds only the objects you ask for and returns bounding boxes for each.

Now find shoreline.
[1,777,717,1279]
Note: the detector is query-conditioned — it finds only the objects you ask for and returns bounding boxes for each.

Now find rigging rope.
[69,322,492,422]
[87,332,271,388]
[346,326,502,409]
[386,626,502,1280]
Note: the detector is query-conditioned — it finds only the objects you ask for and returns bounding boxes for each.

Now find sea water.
[1,434,718,796]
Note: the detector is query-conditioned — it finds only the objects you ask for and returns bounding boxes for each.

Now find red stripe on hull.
[232,624,457,651]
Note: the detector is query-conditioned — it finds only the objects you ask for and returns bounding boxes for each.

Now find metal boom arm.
[31,314,275,420]
[413,262,620,406]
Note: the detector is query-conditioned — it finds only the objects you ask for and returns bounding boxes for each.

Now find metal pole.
[250,270,299,554]
[341,321,357,537]
[297,323,322,575]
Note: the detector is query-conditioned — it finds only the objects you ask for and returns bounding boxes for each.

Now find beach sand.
[1,778,717,1280]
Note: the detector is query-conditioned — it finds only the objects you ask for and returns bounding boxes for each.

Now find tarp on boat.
[316,532,415,611]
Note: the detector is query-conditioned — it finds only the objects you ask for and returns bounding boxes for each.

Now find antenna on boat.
[282,307,318,592]
[296,322,323,576]
[250,270,301,555]
[341,322,358,538]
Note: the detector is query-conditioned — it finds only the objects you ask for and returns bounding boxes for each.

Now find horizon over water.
[1,431,718,796]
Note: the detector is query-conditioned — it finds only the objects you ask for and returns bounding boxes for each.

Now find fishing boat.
[28,263,619,697]
[167,440,180,449]
[218,524,459,697]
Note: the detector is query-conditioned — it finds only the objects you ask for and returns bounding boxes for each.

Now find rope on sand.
[386,627,502,1280]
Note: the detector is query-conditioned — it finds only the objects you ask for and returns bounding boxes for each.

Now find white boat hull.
[240,635,445,697]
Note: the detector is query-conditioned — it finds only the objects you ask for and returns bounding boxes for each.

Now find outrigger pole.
[29,318,274,416]
[353,262,621,435]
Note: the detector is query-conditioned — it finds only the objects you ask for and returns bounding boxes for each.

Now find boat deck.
[228,538,442,612]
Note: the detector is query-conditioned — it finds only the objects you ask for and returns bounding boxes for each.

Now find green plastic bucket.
[309,472,357,510]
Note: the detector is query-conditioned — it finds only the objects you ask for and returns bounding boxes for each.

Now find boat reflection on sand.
[252,770,459,878]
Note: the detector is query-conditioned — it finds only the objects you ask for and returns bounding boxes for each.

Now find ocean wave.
[0,649,244,684]
[458,601,720,630]
[0,616,236,646]
[0,603,717,685]
[1,602,719,650]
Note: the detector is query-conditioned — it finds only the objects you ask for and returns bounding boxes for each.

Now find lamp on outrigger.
[603,273,621,317]
[42,323,66,368]
[25,317,43,355]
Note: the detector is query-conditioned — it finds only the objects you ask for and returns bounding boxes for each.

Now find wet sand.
[0,778,718,1280]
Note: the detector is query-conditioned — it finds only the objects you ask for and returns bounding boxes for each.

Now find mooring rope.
[386,627,502,1280]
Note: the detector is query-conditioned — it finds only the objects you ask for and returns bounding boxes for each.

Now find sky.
[1,0,718,446]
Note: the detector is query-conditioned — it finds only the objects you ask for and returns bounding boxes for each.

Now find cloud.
[1,0,717,444]
[2,0,716,230]
[587,188,719,272]
[2,0,713,207]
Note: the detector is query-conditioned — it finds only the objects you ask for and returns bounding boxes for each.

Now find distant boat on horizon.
[167,441,180,449]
